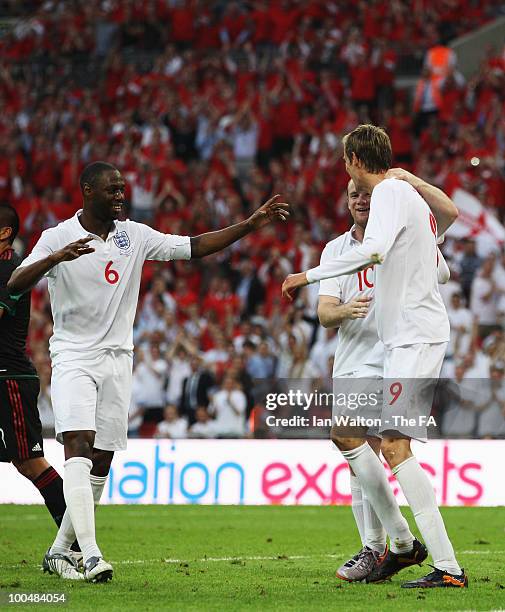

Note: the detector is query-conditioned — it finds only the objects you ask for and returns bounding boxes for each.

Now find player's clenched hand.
[344,296,372,319]
[52,237,95,263]
[247,194,290,230]
[282,272,308,301]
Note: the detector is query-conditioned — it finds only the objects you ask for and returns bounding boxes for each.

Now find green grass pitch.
[0,505,503,611]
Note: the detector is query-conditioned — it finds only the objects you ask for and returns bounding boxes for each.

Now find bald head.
[79,161,118,194]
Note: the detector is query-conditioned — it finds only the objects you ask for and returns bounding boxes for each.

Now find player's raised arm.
[7,236,95,295]
[282,184,401,300]
[189,194,289,258]
[386,168,458,234]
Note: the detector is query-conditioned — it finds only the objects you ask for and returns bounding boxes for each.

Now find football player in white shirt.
[8,161,289,583]
[320,179,452,583]
[283,125,467,589]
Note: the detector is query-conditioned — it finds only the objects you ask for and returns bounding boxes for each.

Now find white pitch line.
[161,554,340,564]
[1,550,500,570]
[117,550,504,565]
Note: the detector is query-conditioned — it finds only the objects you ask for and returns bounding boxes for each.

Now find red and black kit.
[0,248,43,462]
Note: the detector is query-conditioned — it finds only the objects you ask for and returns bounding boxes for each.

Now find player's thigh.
[382,343,447,440]
[95,352,132,452]
[384,342,447,380]
[331,373,382,439]
[0,378,43,463]
[51,364,98,437]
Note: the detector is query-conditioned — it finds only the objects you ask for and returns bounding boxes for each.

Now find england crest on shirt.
[113,230,132,255]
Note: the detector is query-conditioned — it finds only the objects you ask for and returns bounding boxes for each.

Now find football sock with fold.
[341,443,414,554]
[52,457,101,563]
[362,491,387,553]
[350,474,366,545]
[393,456,461,574]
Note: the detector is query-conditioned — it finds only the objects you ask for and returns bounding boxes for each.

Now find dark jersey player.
[0,205,81,576]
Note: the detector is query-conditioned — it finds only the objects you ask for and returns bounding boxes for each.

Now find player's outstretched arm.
[7,237,95,295]
[282,183,402,300]
[282,251,381,301]
[386,168,458,235]
[190,195,289,258]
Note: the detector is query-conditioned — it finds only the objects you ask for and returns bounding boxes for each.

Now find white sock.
[350,474,366,546]
[89,474,107,506]
[51,474,108,556]
[362,492,387,553]
[60,457,101,563]
[393,457,461,574]
[50,510,75,555]
[341,443,414,554]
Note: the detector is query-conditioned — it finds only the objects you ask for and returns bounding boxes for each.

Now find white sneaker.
[69,550,84,570]
[42,549,84,580]
[84,557,113,583]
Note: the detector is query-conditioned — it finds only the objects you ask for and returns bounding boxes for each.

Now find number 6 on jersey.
[105,261,119,284]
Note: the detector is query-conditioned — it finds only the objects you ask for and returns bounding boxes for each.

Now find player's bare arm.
[386,168,458,234]
[7,237,95,295]
[282,259,379,301]
[318,295,371,327]
[282,271,309,301]
[190,194,289,258]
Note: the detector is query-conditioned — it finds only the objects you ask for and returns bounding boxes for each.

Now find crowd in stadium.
[1,0,505,439]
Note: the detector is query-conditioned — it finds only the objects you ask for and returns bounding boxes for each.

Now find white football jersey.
[308,178,450,348]
[19,212,191,363]
[319,228,383,377]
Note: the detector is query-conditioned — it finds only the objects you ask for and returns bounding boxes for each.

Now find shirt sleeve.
[18,228,60,279]
[306,180,405,283]
[141,225,192,261]
[318,244,342,299]
[437,248,450,284]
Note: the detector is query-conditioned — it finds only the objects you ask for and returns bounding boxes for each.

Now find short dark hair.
[0,205,20,244]
[342,124,392,173]
[79,161,118,193]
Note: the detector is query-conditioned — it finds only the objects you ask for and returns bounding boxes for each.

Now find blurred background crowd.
[1,0,505,439]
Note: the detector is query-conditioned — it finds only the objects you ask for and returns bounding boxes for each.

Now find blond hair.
[342,124,392,173]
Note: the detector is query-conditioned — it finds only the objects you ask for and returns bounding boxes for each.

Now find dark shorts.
[0,377,43,462]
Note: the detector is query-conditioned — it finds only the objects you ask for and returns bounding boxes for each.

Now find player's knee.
[380,438,411,468]
[12,457,48,480]
[63,431,94,460]
[91,449,114,477]
[330,432,361,452]
[330,426,366,452]
[12,459,34,479]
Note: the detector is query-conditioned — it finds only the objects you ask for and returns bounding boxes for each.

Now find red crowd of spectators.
[0,0,504,437]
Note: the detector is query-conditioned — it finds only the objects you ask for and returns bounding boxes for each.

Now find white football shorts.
[380,342,448,441]
[51,350,133,451]
[332,365,383,438]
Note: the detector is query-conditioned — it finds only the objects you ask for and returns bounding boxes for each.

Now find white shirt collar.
[72,210,119,240]
[349,224,363,245]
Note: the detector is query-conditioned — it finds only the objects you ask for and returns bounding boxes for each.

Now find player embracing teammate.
[283,124,468,589]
